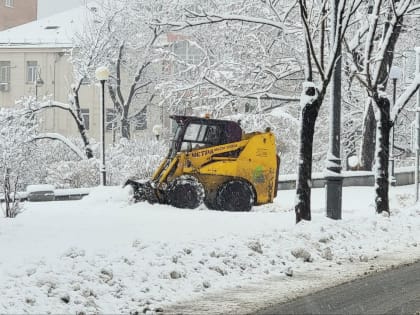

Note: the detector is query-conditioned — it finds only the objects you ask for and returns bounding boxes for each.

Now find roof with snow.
[0,6,91,49]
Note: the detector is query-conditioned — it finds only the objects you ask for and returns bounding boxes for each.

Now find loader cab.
[170,115,242,156]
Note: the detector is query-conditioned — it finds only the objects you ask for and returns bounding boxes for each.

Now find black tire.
[166,175,204,209]
[204,197,220,210]
[216,180,254,212]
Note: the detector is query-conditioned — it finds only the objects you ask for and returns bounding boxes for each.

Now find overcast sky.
[38,0,85,19]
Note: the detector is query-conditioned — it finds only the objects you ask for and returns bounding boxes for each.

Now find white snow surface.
[1,185,420,314]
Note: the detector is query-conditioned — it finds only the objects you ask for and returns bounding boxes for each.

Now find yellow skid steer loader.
[125,115,280,211]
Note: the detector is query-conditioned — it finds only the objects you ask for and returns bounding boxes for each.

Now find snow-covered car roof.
[26,184,55,193]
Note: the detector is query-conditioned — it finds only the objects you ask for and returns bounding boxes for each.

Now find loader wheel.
[216,180,255,212]
[204,197,220,210]
[167,175,204,209]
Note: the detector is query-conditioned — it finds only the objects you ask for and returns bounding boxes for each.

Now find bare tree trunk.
[3,168,11,218]
[73,90,93,159]
[295,85,321,223]
[359,10,402,171]
[3,168,19,218]
[359,101,376,170]
[121,107,131,139]
[373,96,391,214]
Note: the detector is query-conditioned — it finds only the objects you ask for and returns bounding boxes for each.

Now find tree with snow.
[155,1,303,117]
[22,5,110,160]
[73,0,168,140]
[0,108,38,217]
[348,0,420,171]
[345,0,420,213]
[26,97,91,160]
[293,0,362,222]
[155,0,362,221]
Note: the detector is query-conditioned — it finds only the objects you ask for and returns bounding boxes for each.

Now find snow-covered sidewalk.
[0,185,419,314]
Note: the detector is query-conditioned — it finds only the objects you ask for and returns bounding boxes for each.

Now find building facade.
[0,45,101,138]
[0,5,215,143]
[0,0,37,31]
[0,6,156,142]
[0,7,102,139]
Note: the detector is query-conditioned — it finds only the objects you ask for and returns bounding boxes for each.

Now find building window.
[26,61,38,83]
[81,109,90,130]
[245,103,256,113]
[106,108,117,131]
[173,41,202,65]
[4,0,14,8]
[0,61,10,83]
[134,106,147,131]
[172,41,203,78]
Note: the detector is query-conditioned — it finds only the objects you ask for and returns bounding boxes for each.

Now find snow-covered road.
[0,185,419,314]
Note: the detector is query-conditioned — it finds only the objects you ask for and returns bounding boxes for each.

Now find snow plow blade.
[123,179,159,204]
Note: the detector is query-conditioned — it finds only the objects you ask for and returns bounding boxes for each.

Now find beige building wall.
[0,47,162,143]
[0,0,37,31]
[0,4,167,145]
[0,47,104,139]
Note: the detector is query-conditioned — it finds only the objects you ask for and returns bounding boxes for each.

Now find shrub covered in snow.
[106,137,168,185]
[0,108,38,217]
[45,137,168,188]
[46,159,100,188]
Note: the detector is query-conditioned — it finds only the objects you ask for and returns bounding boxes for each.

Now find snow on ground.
[0,185,420,314]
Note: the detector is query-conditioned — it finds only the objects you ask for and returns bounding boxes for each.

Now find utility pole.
[325,0,343,220]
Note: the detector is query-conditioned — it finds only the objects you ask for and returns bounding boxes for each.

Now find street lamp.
[95,66,110,186]
[389,65,402,186]
[325,0,343,220]
[152,124,163,141]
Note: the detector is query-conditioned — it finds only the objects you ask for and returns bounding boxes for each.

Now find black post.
[416,48,420,201]
[100,80,106,186]
[325,0,343,220]
[390,78,397,185]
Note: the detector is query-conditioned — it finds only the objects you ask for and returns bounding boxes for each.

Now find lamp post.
[389,65,402,186]
[415,47,420,201]
[325,0,342,220]
[95,66,110,186]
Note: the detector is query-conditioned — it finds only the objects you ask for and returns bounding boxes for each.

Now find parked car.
[26,184,55,202]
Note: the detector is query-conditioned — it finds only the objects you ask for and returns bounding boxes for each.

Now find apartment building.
[0,6,157,142]
[0,7,101,139]
[0,4,216,142]
[0,0,37,31]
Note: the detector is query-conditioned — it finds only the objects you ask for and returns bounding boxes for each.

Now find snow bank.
[0,185,419,314]
[81,185,131,204]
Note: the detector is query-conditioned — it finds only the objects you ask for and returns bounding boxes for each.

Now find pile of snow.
[0,185,420,314]
[81,185,131,204]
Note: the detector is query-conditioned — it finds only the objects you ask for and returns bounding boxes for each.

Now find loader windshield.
[170,115,242,154]
[180,123,222,151]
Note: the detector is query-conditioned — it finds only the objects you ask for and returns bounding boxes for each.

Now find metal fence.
[0,167,417,203]
[278,167,416,190]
